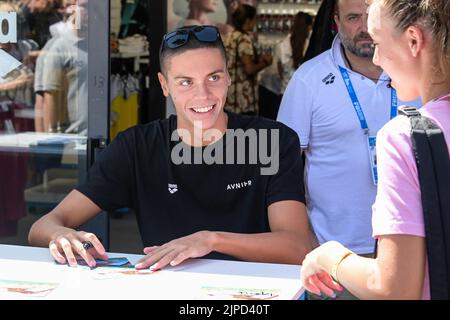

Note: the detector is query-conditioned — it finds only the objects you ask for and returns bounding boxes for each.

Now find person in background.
[258,11,313,120]
[224,4,272,115]
[277,0,421,299]
[0,1,37,132]
[33,0,76,132]
[39,0,88,135]
[302,0,338,62]
[301,0,450,300]
[220,0,256,39]
[278,11,314,94]
[17,0,63,49]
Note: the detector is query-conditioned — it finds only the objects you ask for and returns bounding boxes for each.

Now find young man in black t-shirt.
[29,25,314,270]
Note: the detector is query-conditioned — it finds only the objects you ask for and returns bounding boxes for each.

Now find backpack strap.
[374,106,426,258]
[398,106,421,117]
[398,105,450,300]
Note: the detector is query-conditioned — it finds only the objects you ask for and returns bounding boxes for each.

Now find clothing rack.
[111,52,149,73]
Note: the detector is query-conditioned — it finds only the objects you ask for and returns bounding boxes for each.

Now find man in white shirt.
[277,0,420,299]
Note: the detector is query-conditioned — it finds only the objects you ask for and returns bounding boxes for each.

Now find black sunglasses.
[161,25,222,51]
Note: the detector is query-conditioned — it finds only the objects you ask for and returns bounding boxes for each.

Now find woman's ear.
[405,25,425,58]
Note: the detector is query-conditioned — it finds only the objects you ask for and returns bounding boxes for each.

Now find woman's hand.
[301,241,348,297]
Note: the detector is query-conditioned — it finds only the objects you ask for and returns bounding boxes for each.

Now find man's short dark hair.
[159,28,228,75]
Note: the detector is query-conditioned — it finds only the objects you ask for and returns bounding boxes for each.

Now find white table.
[0,244,304,300]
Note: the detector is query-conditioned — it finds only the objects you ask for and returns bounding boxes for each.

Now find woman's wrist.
[331,249,354,283]
[317,241,353,274]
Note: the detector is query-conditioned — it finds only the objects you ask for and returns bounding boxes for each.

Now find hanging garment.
[109,74,140,140]
[120,0,150,38]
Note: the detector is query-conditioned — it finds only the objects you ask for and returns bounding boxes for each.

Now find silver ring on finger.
[82,240,93,250]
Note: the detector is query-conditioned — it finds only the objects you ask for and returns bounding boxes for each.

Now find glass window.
[0,0,89,246]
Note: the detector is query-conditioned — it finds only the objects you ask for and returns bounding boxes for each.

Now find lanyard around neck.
[338,66,398,135]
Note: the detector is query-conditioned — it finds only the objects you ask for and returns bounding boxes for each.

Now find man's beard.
[340,32,375,58]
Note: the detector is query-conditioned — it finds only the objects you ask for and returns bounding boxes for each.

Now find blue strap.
[338,66,397,134]
[390,86,398,119]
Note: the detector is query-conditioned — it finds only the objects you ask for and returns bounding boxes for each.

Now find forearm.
[43,92,57,132]
[34,94,44,132]
[333,254,388,299]
[244,61,268,76]
[28,214,75,247]
[328,253,422,300]
[212,230,310,264]
[29,191,103,248]
[304,242,390,299]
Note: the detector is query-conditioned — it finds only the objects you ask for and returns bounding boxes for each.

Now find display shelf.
[256,0,321,46]
[110,52,150,72]
[258,0,322,15]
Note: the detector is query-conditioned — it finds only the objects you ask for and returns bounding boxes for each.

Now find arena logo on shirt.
[0,11,22,78]
[322,73,335,85]
[168,184,178,194]
[170,121,280,176]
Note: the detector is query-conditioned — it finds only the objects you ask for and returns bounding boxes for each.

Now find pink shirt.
[372,96,450,300]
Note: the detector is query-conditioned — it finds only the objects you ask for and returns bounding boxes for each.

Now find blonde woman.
[300,0,450,300]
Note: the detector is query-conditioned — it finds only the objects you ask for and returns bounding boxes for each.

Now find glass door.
[0,0,109,248]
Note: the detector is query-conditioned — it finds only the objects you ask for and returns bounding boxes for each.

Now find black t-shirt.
[76,112,305,260]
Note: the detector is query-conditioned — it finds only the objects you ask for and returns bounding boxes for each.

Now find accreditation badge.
[367,136,378,185]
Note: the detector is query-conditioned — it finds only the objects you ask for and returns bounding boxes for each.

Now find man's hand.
[135,231,216,270]
[49,230,108,267]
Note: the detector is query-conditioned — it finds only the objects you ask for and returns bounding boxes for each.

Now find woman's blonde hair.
[376,0,450,79]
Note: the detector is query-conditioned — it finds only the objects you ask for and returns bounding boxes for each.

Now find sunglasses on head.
[161,25,221,51]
